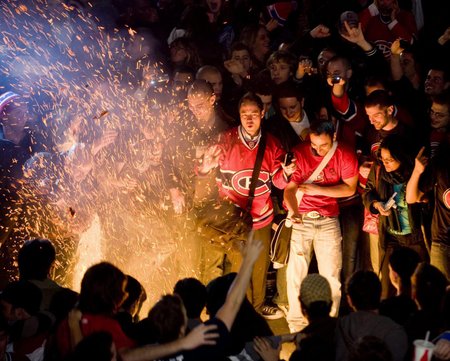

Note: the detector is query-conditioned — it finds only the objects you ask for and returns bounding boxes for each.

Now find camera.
[331,75,342,84]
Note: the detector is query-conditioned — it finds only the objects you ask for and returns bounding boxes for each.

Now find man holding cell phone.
[283,119,359,332]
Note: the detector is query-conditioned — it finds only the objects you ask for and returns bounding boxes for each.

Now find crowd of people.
[1,0,450,359]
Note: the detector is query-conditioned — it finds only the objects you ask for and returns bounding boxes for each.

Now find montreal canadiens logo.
[375,40,392,58]
[443,189,450,210]
[231,169,271,197]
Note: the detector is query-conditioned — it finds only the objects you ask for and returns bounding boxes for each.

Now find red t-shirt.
[290,142,358,216]
[57,313,136,359]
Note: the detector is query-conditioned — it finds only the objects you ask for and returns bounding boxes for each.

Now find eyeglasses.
[429,109,449,119]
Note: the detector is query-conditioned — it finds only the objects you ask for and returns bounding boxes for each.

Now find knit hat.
[0,281,42,315]
[300,274,332,307]
[266,1,297,27]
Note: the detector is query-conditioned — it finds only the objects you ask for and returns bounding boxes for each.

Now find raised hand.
[282,157,297,177]
[327,74,346,97]
[296,59,313,79]
[310,24,330,39]
[265,18,279,32]
[390,38,404,56]
[340,21,373,52]
[169,187,186,214]
[413,146,428,175]
[438,26,450,45]
[340,21,365,45]
[224,59,246,76]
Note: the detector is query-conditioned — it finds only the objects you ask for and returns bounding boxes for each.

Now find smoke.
[1,0,200,308]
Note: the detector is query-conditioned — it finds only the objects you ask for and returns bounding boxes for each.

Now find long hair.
[378,134,414,181]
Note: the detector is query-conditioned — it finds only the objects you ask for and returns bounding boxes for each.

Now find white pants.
[286,216,342,332]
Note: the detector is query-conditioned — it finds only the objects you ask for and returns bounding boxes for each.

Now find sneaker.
[261,304,284,320]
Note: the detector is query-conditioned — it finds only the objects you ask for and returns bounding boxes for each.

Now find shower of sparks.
[0,0,202,308]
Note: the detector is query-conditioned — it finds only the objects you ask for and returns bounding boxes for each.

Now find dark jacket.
[362,164,423,248]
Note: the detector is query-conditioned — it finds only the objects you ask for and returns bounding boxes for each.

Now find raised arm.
[215,235,263,330]
[120,323,219,361]
[390,39,404,81]
[406,146,427,203]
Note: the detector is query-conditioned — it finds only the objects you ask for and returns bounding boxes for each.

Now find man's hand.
[180,324,219,350]
[198,145,221,175]
[169,187,186,214]
[296,58,313,79]
[288,213,303,225]
[390,38,404,56]
[224,59,246,76]
[282,158,297,178]
[435,339,450,360]
[265,18,279,32]
[310,24,330,39]
[438,26,450,45]
[413,146,428,175]
[341,22,365,45]
[253,337,281,361]
[298,183,322,196]
[327,75,346,97]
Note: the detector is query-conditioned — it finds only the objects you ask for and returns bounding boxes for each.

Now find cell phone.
[284,152,294,166]
[399,39,410,49]
[331,75,342,84]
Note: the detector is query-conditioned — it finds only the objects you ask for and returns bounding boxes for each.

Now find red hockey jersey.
[216,127,288,229]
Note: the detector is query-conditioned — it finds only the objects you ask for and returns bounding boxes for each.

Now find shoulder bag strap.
[246,131,267,212]
[296,141,339,206]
